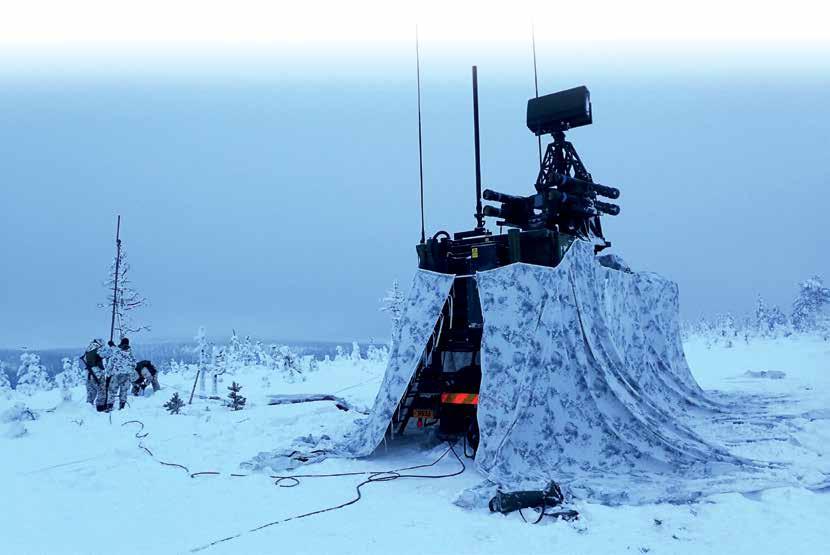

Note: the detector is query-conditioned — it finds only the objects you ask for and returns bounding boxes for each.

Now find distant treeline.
[0,339,381,387]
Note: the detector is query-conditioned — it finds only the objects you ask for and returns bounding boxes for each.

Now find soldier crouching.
[132,360,160,396]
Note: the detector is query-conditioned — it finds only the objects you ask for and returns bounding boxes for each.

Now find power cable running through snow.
[119,420,467,553]
[191,443,465,552]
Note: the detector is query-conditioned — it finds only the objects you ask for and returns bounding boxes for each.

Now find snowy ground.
[2,337,828,555]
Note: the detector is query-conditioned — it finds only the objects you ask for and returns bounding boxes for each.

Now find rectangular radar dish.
[526,86,592,136]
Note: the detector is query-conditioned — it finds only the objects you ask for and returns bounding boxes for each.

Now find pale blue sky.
[1,42,828,347]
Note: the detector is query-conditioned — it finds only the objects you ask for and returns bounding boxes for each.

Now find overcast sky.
[1,10,829,348]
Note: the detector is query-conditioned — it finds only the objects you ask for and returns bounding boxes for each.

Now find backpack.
[83,349,104,371]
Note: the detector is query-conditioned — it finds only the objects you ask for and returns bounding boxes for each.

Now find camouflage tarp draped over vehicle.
[244,269,454,470]
[470,240,787,504]
[246,240,823,503]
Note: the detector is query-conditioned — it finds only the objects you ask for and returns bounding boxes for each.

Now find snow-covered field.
[2,337,828,555]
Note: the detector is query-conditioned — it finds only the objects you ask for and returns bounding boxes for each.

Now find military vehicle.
[390,66,621,450]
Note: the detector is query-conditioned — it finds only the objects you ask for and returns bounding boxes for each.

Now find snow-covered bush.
[1,402,37,423]
[2,404,32,437]
[792,275,830,333]
[16,352,50,395]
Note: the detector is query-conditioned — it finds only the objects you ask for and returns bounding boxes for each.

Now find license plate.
[413,409,434,419]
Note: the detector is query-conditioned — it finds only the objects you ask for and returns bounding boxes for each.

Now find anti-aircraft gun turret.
[483,86,620,245]
[395,69,623,450]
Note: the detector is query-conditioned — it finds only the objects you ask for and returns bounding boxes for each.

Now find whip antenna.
[415,25,426,244]
[472,66,485,230]
[531,25,542,168]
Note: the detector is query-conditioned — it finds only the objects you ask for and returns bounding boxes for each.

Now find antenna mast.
[531,25,542,168]
[109,215,122,343]
[415,26,426,244]
[472,66,485,230]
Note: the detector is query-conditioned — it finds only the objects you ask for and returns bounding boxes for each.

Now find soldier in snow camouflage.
[104,337,136,411]
[81,338,106,406]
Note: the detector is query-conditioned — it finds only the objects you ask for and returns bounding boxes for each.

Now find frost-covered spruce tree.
[767,305,789,336]
[99,246,150,338]
[278,346,303,382]
[16,352,50,395]
[194,326,210,394]
[350,341,362,364]
[164,392,185,414]
[714,313,737,348]
[754,295,770,336]
[227,381,246,411]
[241,336,256,366]
[303,356,319,374]
[380,279,406,340]
[225,331,244,373]
[54,357,83,401]
[755,294,790,337]
[211,347,227,396]
[366,344,389,363]
[792,275,830,333]
[0,365,12,399]
[267,344,280,371]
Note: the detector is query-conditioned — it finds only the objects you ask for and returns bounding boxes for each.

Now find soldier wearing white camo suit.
[104,337,136,411]
[81,338,105,405]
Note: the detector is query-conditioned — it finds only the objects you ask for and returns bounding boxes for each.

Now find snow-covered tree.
[711,313,737,348]
[792,275,830,332]
[168,359,184,374]
[766,305,789,334]
[380,279,406,339]
[54,357,83,401]
[16,352,50,395]
[366,344,389,363]
[752,295,789,337]
[99,246,150,339]
[0,364,12,399]
[227,381,246,411]
[195,327,210,395]
[754,294,769,335]
[211,347,227,396]
[164,392,185,414]
[277,345,302,382]
[350,341,362,363]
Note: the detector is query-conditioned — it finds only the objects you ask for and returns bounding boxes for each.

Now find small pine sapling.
[227,381,246,411]
[164,392,186,414]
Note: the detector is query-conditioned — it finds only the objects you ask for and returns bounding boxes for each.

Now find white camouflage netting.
[246,240,827,504]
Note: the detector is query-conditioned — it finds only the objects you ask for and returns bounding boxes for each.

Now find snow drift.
[247,240,826,504]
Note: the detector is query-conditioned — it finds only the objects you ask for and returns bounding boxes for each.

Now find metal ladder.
[390,310,445,437]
